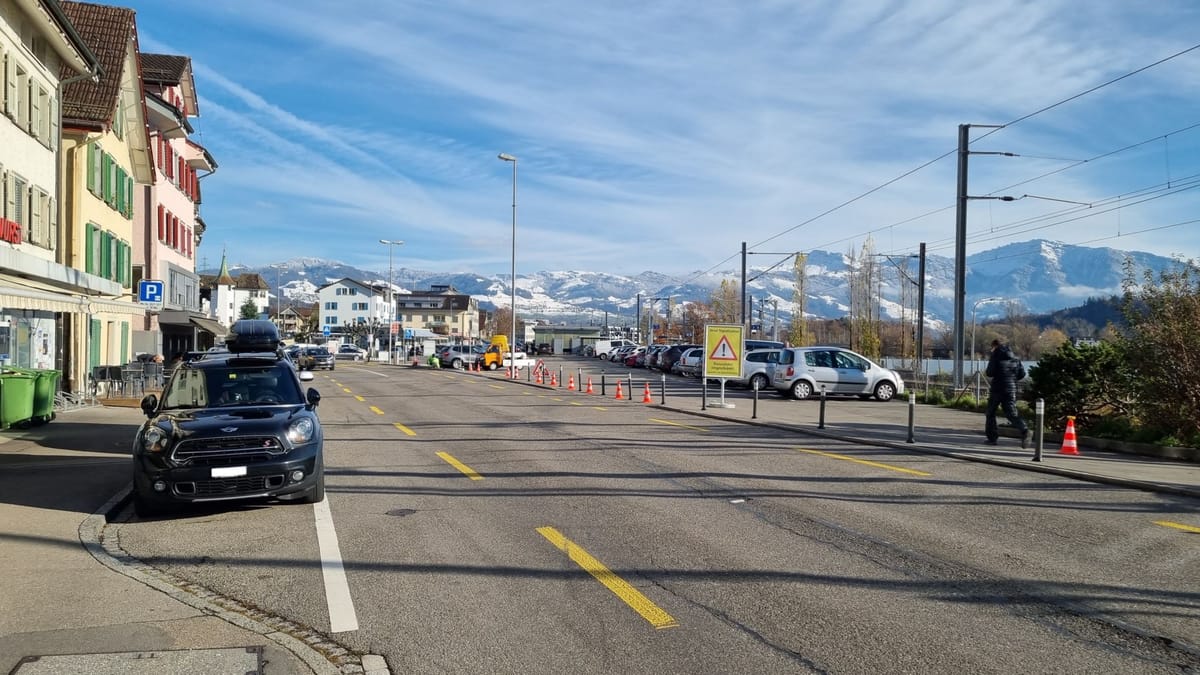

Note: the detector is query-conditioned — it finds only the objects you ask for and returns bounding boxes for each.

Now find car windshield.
[160,364,304,409]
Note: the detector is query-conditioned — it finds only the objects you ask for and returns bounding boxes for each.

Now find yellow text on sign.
[704,324,744,379]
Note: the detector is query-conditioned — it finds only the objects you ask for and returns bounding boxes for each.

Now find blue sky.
[125,1,1200,278]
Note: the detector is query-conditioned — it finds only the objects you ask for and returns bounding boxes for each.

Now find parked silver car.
[727,348,781,390]
[770,346,904,401]
[674,347,705,377]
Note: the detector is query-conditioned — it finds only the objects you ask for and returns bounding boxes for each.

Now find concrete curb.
[78,485,392,675]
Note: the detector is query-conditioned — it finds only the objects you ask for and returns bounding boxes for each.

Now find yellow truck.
[476,335,536,371]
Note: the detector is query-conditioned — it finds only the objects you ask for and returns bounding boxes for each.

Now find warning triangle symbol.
[709,336,738,361]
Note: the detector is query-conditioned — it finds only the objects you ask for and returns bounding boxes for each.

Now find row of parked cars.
[599,340,905,401]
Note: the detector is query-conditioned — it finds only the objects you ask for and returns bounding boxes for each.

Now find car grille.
[176,474,285,497]
[172,436,286,465]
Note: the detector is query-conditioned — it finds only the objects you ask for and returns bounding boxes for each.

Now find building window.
[325,302,338,310]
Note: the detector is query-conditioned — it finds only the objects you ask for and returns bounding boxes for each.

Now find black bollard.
[818,386,826,429]
[752,383,758,419]
[660,374,666,405]
[601,373,606,397]
[558,366,564,388]
[906,392,915,443]
[1033,398,1044,462]
[702,377,707,410]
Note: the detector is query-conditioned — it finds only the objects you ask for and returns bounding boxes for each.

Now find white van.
[594,339,633,360]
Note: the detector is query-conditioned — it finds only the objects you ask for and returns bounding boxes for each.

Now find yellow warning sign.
[704,324,744,378]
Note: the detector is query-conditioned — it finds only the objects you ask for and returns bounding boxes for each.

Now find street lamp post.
[379,239,404,363]
[971,297,1005,398]
[269,263,283,332]
[498,153,517,378]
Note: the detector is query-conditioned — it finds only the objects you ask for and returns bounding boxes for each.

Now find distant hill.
[211,239,1185,330]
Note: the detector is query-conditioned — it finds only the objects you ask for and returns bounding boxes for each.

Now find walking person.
[984,339,1030,448]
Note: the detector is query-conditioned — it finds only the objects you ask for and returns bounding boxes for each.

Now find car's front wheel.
[300,465,325,504]
[750,373,768,391]
[133,490,163,518]
[790,379,813,400]
[451,358,463,369]
[873,381,897,402]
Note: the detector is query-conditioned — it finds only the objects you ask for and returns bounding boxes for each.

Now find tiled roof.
[140,53,189,84]
[236,273,270,290]
[60,2,136,124]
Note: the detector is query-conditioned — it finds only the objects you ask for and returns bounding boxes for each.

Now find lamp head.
[498,153,517,162]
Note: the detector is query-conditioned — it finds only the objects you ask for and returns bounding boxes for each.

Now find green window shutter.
[115,167,124,213]
[86,144,95,193]
[89,319,101,368]
[84,223,94,274]
[100,230,110,279]
[122,241,131,285]
[100,153,109,202]
[120,322,129,362]
[125,177,133,219]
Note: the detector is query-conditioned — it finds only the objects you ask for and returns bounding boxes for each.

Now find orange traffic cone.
[586,377,594,394]
[536,369,543,384]
[1060,416,1080,455]
[614,381,624,400]
[568,374,575,391]
[642,382,653,403]
[550,372,558,387]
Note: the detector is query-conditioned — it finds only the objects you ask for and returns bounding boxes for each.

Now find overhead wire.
[728,42,1200,272]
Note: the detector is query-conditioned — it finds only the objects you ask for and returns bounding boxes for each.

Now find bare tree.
[788,253,808,346]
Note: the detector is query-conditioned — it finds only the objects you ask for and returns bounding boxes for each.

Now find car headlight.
[142,426,171,453]
[287,417,315,444]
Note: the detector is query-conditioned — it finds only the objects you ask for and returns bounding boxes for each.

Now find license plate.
[211,466,247,478]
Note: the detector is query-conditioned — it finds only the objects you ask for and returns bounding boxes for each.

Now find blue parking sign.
[137,280,164,310]
[322,327,331,337]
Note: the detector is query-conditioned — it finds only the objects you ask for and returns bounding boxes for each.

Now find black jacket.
[985,345,1022,395]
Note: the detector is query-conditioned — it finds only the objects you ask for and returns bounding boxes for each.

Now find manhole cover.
[387,508,417,517]
[12,646,263,674]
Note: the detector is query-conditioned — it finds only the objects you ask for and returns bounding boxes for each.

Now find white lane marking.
[314,497,359,633]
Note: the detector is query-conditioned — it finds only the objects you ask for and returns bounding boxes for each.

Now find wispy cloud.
[130,0,1200,275]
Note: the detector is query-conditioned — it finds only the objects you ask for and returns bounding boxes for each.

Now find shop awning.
[190,316,228,336]
[0,284,88,313]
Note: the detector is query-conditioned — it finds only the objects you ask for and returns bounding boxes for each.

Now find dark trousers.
[986,390,1027,441]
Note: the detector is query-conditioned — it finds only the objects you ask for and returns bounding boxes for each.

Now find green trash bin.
[28,369,60,424]
[0,371,36,430]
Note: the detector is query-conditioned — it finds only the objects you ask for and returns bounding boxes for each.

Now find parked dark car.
[130,320,324,517]
[658,344,701,373]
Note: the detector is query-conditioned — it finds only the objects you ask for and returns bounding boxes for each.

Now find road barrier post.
[818,386,827,429]
[1033,398,1045,462]
[702,378,707,411]
[660,374,666,405]
[907,391,915,443]
[601,373,606,397]
[627,373,633,402]
[752,383,758,419]
[558,366,564,388]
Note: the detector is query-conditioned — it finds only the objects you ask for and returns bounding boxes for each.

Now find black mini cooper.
[131,320,324,517]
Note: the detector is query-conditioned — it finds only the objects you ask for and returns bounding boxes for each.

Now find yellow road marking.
[369,406,385,415]
[343,387,352,393]
[551,397,564,401]
[649,418,710,432]
[393,422,416,436]
[569,402,583,406]
[488,384,504,389]
[1156,520,1200,534]
[437,451,482,480]
[794,447,931,476]
[536,526,677,630]
[592,406,607,411]
[354,395,365,402]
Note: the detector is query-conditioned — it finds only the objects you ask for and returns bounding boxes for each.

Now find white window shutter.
[3,173,14,222]
[48,95,58,150]
[2,52,14,118]
[49,196,57,249]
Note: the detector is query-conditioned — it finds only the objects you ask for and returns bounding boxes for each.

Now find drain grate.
[12,646,263,674]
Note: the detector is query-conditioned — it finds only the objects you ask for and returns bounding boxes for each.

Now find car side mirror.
[307,388,321,407]
[140,394,158,417]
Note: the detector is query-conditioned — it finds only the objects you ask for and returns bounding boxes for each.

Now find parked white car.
[770,346,904,401]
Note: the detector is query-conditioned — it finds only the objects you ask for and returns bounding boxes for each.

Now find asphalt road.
[112,362,1200,674]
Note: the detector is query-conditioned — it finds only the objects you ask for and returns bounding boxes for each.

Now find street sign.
[390,321,401,335]
[137,279,164,311]
[322,327,331,337]
[703,324,744,379]
[404,328,414,339]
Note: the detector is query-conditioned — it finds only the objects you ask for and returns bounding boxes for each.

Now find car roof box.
[227,320,281,353]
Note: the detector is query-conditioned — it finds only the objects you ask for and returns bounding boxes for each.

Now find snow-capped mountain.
[218,239,1186,327]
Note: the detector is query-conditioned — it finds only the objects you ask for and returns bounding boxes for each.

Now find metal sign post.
[703,324,743,409]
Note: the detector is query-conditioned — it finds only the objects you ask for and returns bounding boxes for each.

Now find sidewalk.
[667,386,1200,499]
[0,406,373,675]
